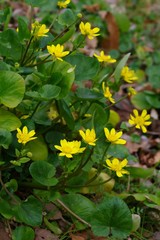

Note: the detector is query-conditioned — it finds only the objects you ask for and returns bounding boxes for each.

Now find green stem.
[84,143,110,185]
[20,36,33,66]
[30,101,41,119]
[0,171,19,204]
[105,94,128,110]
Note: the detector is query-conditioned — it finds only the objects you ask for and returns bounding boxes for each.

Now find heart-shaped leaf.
[29,161,58,186]
[90,194,132,238]
[0,71,25,108]
[0,108,21,131]
[12,226,35,240]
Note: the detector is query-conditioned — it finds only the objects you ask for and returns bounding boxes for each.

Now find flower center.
[112,163,122,171]
[135,116,145,126]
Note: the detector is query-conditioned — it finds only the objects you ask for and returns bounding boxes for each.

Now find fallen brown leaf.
[35,228,59,240]
[101,12,120,51]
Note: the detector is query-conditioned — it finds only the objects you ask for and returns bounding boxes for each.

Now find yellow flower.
[84,113,92,118]
[57,0,70,8]
[79,129,97,146]
[128,87,137,96]
[31,21,49,38]
[48,106,59,120]
[128,109,151,133]
[121,66,138,83]
[94,51,116,63]
[106,158,129,177]
[79,22,100,40]
[16,126,37,145]
[104,128,126,144]
[54,139,86,158]
[102,82,115,103]
[47,44,69,61]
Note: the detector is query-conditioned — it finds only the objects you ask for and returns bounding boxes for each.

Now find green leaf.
[0,29,22,61]
[29,161,58,186]
[12,226,35,240]
[46,61,75,99]
[61,193,96,223]
[26,85,61,101]
[90,103,109,135]
[0,128,12,148]
[114,14,130,32]
[13,196,42,226]
[76,88,102,100]
[108,144,130,159]
[128,167,154,178]
[0,197,14,219]
[113,53,131,83]
[131,92,151,110]
[108,110,120,127]
[26,137,48,161]
[0,71,25,108]
[90,195,132,238]
[0,108,21,131]
[66,54,100,81]
[39,84,61,100]
[146,65,160,88]
[18,17,30,41]
[54,26,75,45]
[58,9,76,26]
[57,99,75,130]
[25,0,47,7]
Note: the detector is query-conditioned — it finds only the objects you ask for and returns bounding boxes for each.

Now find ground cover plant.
[0,0,160,239]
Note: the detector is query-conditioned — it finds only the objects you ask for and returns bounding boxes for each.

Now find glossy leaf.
[26,137,48,161]
[90,103,109,135]
[61,193,96,223]
[12,226,35,240]
[0,128,12,149]
[131,92,151,110]
[0,71,25,108]
[90,195,132,238]
[58,9,76,26]
[114,52,130,83]
[0,29,22,60]
[0,108,21,131]
[29,161,58,186]
[66,54,100,81]
[13,196,42,226]
[76,88,102,100]
[0,197,14,219]
[26,84,61,101]
[46,61,75,99]
[128,166,154,178]
[57,99,75,130]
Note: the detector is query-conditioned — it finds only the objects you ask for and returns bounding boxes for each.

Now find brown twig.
[56,199,91,228]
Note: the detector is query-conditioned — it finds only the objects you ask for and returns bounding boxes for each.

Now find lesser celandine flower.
[128,109,151,133]
[79,22,100,40]
[57,0,70,8]
[79,129,97,146]
[16,126,37,145]
[102,82,115,103]
[104,128,126,144]
[121,66,138,83]
[106,158,129,177]
[48,106,59,120]
[47,44,69,61]
[128,87,137,96]
[31,21,49,38]
[54,139,86,158]
[94,51,116,63]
